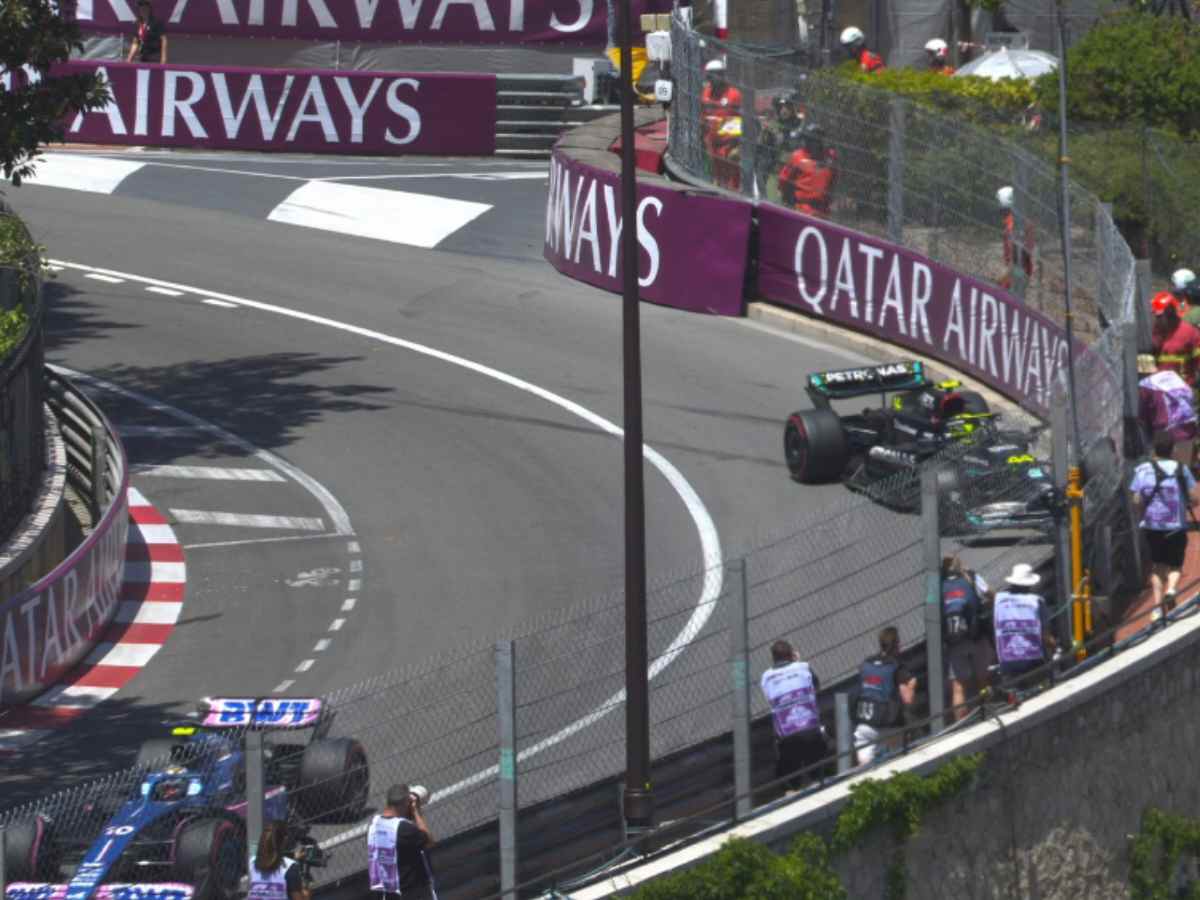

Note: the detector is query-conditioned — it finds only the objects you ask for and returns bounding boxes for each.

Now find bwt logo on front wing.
[68,66,425,147]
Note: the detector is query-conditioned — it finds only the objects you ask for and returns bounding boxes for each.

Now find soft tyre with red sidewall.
[784,409,848,483]
[172,817,245,900]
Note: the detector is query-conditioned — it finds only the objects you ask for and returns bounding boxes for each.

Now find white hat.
[996,186,1014,210]
[1005,563,1041,587]
[705,58,726,73]
[1172,268,1196,291]
[840,26,865,47]
[925,38,948,58]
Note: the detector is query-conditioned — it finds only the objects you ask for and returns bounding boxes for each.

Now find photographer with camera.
[249,821,309,900]
[368,784,437,899]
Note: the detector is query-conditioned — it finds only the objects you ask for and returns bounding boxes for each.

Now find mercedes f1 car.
[783,360,1056,532]
[3,697,368,900]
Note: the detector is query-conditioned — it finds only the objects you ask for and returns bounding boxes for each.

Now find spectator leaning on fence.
[994,564,1055,681]
[1152,292,1200,388]
[941,556,994,722]
[759,639,826,793]
[852,626,916,765]
[1130,429,1198,618]
[127,0,168,64]
[839,27,885,73]
[1137,353,1197,467]
[368,784,437,900]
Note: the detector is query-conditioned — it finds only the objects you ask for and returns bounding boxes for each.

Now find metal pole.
[0,827,7,896]
[740,83,758,200]
[949,0,961,69]
[728,559,752,820]
[887,98,906,245]
[1055,0,1082,463]
[619,0,653,833]
[1051,395,1076,652]
[245,730,265,879]
[496,641,518,896]
[90,422,108,517]
[835,693,852,774]
[921,467,944,732]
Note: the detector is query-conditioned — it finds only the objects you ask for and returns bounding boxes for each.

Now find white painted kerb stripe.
[170,510,325,531]
[27,155,145,194]
[85,643,163,667]
[48,260,725,840]
[268,181,491,249]
[123,561,186,583]
[134,465,286,482]
[116,601,182,625]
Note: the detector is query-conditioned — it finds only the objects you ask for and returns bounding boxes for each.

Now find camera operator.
[368,784,437,900]
[249,821,309,900]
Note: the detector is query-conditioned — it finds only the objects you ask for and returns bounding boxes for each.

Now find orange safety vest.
[858,49,885,73]
[778,148,834,216]
[1154,320,1200,387]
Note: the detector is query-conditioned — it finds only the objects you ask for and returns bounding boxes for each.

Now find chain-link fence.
[0,203,45,546]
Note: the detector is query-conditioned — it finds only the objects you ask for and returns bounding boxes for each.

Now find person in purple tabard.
[367,784,437,899]
[759,639,827,793]
[993,564,1055,681]
[1130,429,1199,617]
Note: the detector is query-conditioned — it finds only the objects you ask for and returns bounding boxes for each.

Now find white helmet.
[925,38,948,59]
[705,58,726,73]
[996,186,1014,210]
[1172,268,1196,291]
[840,26,865,48]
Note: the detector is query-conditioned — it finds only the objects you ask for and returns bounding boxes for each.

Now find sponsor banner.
[757,205,1079,416]
[66,0,665,45]
[544,150,753,316]
[203,697,322,727]
[0,484,128,705]
[42,61,495,155]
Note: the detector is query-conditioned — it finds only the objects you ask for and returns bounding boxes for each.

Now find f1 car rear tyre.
[296,737,370,822]
[784,409,847,483]
[2,815,57,881]
[174,817,245,900]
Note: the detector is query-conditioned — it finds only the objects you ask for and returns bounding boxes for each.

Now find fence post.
[495,640,518,896]
[740,84,758,200]
[835,692,852,774]
[886,98,907,245]
[0,826,7,896]
[1051,394,1076,652]
[245,730,265,878]
[1135,258,1154,354]
[1012,160,1030,303]
[921,467,944,732]
[728,558,753,820]
[90,422,108,518]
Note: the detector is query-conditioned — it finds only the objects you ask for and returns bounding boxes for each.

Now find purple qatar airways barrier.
[0,474,129,706]
[54,61,496,156]
[544,151,753,316]
[68,0,668,45]
[757,204,1075,417]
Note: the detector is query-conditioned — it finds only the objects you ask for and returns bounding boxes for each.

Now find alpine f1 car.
[783,360,1056,532]
[3,697,368,900]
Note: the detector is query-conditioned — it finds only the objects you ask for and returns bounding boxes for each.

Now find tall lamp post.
[616,0,654,833]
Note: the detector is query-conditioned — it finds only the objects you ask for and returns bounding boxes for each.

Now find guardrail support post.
[835,692,852,774]
[728,557,753,820]
[1051,394,1076,652]
[0,826,8,896]
[739,84,758,200]
[245,730,265,879]
[496,640,518,897]
[90,422,108,518]
[886,98,907,245]
[921,467,944,732]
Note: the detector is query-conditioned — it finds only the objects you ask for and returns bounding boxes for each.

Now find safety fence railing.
[0,203,45,544]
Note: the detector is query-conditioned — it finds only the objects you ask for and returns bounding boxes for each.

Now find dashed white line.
[294,660,314,673]
[85,273,124,284]
[313,639,331,652]
[349,560,363,573]
[347,541,360,554]
[202,298,239,308]
[146,286,184,297]
[183,533,346,550]
[170,510,325,530]
[273,680,295,693]
[340,598,356,612]
[328,619,345,631]
[134,464,286,482]
[347,579,362,592]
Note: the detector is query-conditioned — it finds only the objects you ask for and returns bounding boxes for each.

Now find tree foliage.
[0,0,109,185]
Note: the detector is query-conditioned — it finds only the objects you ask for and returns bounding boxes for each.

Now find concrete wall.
[577,606,1200,898]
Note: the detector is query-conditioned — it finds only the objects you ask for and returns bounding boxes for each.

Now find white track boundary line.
[52,259,725,842]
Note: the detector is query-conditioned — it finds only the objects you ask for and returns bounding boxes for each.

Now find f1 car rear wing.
[6,885,193,900]
[805,360,928,408]
[189,697,328,731]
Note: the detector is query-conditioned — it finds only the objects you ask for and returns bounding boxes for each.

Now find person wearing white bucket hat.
[993,564,1055,680]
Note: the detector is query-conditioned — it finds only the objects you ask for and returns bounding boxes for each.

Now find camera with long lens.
[292,835,330,883]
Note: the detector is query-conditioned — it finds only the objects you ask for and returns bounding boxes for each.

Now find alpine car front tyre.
[785,409,848,483]
[296,737,370,823]
[2,815,57,881]
[174,817,245,900]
